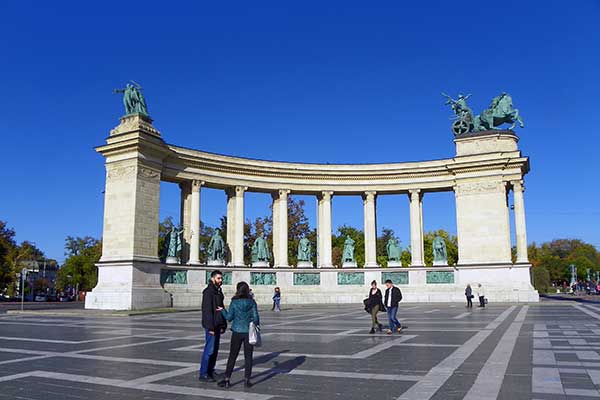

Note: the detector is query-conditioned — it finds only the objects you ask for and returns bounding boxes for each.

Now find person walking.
[383,279,403,334]
[477,283,486,307]
[272,287,281,312]
[199,270,227,382]
[366,280,384,334]
[465,284,473,308]
[217,281,260,389]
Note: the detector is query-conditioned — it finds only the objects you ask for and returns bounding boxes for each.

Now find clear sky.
[1,1,599,263]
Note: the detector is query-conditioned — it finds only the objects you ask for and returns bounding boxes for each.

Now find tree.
[57,237,101,291]
[423,230,458,266]
[332,225,364,267]
[0,221,17,294]
[532,265,550,293]
[5,241,45,296]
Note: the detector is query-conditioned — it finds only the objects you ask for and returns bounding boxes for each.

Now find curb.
[540,294,600,305]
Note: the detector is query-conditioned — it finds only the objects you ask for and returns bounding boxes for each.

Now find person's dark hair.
[275,287,280,292]
[385,279,393,284]
[371,280,377,286]
[210,270,223,278]
[233,281,251,299]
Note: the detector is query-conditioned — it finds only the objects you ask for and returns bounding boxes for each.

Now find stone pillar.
[512,180,529,263]
[316,196,322,267]
[188,180,203,265]
[233,186,246,266]
[276,190,289,268]
[226,188,236,265]
[179,181,192,264]
[363,191,378,267]
[271,193,280,266]
[86,114,171,310]
[409,189,424,266]
[319,191,334,268]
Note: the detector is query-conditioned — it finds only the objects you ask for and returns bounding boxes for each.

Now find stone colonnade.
[86,113,534,310]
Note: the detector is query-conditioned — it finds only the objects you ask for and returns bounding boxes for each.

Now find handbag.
[249,321,262,347]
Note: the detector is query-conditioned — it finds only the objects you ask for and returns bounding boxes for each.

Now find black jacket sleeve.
[201,287,215,331]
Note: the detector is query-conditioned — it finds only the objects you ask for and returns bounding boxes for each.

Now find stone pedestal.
[342,261,357,268]
[207,259,225,267]
[166,256,179,265]
[252,261,270,268]
[387,261,402,268]
[297,261,315,268]
[433,260,448,266]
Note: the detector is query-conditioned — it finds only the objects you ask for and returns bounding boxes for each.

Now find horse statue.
[443,92,524,135]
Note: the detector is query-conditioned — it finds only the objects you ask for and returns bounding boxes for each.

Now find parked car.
[59,294,72,302]
[34,294,48,302]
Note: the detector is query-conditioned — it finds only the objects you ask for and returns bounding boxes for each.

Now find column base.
[85,260,171,310]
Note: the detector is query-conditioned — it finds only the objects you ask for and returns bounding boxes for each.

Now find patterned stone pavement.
[0,302,599,399]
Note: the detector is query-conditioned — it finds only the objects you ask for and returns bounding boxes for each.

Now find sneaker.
[386,329,393,334]
[217,380,231,388]
[369,328,375,334]
[378,323,383,332]
[199,375,215,382]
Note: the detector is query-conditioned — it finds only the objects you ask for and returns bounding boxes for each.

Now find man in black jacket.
[384,279,403,334]
[199,270,227,381]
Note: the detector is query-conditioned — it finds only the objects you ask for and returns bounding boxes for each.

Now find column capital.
[278,189,291,198]
[408,189,421,199]
[191,180,204,191]
[362,191,377,201]
[235,186,248,196]
[319,191,334,201]
[511,180,525,192]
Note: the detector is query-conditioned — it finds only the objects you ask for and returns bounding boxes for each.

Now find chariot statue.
[443,92,524,136]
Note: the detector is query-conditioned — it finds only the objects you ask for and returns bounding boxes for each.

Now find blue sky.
[1,1,599,263]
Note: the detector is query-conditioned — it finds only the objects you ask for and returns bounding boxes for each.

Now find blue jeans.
[387,306,401,331]
[199,329,221,377]
[273,298,281,311]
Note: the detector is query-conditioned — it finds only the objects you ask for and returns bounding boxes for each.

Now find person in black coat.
[465,284,473,308]
[199,270,227,381]
[383,279,403,334]
[366,280,384,334]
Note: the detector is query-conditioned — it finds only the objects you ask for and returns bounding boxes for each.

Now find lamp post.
[21,268,28,311]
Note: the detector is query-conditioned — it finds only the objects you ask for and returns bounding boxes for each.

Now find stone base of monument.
[165,256,179,265]
[342,261,357,268]
[159,264,539,308]
[297,261,315,268]
[433,261,448,266]
[85,260,172,310]
[251,261,270,268]
[387,261,402,268]
[207,259,225,266]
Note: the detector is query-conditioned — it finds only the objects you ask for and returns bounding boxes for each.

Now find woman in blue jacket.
[217,281,260,388]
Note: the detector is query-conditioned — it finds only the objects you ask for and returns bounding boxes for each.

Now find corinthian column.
[409,189,424,266]
[363,191,378,267]
[512,180,529,263]
[275,190,290,268]
[188,180,203,265]
[318,191,334,268]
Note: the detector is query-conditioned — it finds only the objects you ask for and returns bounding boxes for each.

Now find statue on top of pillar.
[114,81,149,117]
[207,228,225,265]
[432,236,448,266]
[251,233,271,266]
[164,226,184,264]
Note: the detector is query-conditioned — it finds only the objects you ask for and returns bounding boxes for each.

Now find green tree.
[532,265,551,293]
[333,225,364,267]
[0,221,17,294]
[423,229,458,266]
[56,237,101,291]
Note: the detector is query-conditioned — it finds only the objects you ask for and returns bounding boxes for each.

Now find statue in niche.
[207,228,225,263]
[251,233,271,263]
[432,236,448,265]
[342,236,355,263]
[386,238,402,262]
[297,236,312,262]
[164,226,184,263]
[114,80,149,116]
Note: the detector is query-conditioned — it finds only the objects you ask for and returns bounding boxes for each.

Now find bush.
[532,265,551,293]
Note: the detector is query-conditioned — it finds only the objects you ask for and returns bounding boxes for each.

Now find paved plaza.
[1,302,600,399]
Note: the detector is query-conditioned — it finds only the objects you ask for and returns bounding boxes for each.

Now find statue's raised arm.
[114,81,149,117]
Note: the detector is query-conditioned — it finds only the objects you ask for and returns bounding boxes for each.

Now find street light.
[21,268,28,311]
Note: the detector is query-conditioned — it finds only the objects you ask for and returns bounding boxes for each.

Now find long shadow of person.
[248,356,306,386]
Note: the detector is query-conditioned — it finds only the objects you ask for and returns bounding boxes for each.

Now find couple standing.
[199,270,260,388]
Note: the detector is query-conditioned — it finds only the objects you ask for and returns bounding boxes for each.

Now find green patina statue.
[386,238,402,262]
[297,236,312,262]
[114,81,149,116]
[164,226,184,260]
[251,233,271,263]
[443,92,524,135]
[207,228,225,262]
[342,236,355,263]
[432,236,448,265]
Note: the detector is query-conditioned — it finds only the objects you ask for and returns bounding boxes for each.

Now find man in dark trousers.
[199,270,227,381]
[384,279,403,334]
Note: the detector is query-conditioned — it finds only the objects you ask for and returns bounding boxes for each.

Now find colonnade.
[180,181,529,267]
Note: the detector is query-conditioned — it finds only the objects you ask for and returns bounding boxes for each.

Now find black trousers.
[466,295,472,308]
[224,332,254,379]
[479,295,485,307]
